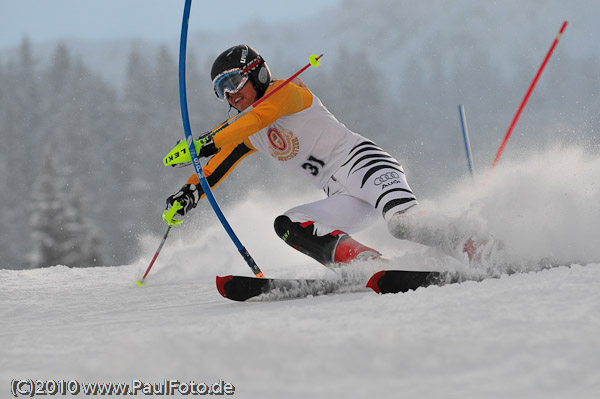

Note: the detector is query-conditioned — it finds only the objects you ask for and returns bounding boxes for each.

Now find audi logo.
[374,171,400,185]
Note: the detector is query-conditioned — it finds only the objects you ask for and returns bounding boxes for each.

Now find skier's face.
[227,80,256,111]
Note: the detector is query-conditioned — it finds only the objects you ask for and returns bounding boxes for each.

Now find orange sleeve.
[186,139,256,199]
[212,80,313,148]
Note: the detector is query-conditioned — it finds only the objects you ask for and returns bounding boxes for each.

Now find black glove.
[197,132,218,158]
[166,184,200,216]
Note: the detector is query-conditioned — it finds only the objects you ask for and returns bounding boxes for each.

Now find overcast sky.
[0,0,337,50]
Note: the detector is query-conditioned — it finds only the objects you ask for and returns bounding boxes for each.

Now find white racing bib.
[249,93,361,189]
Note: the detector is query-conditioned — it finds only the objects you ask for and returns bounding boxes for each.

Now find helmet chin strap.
[228,104,237,117]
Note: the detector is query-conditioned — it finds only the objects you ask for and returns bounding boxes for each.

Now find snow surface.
[2,145,600,398]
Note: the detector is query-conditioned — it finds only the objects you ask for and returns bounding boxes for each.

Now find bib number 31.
[302,155,325,176]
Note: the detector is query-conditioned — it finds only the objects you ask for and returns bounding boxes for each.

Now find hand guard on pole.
[163,133,218,167]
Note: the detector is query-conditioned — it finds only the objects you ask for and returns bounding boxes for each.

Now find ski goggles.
[212,69,249,101]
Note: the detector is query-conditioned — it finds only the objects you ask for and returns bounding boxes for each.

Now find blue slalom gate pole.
[458,104,475,178]
[178,0,263,277]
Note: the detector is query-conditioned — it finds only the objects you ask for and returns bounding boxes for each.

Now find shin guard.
[274,215,381,265]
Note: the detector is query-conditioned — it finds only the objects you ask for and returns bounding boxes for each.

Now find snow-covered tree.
[64,183,105,267]
[29,152,104,268]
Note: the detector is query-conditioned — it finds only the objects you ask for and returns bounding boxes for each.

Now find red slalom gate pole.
[490,21,568,172]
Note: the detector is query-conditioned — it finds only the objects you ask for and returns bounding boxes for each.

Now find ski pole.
[164,53,323,167]
[490,21,567,172]
[136,225,173,287]
[136,201,183,286]
[210,53,323,137]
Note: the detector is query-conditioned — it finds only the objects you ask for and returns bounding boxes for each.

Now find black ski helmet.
[210,44,271,100]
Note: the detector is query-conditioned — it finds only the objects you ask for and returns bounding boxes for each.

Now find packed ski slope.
[2,146,599,398]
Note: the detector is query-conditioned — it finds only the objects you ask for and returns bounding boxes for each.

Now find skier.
[164,44,488,266]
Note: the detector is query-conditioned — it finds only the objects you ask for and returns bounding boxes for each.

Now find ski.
[216,269,455,301]
[216,274,366,302]
[366,270,448,294]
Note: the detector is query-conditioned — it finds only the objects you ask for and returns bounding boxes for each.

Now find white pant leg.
[335,139,418,222]
[284,193,379,236]
[284,139,416,237]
